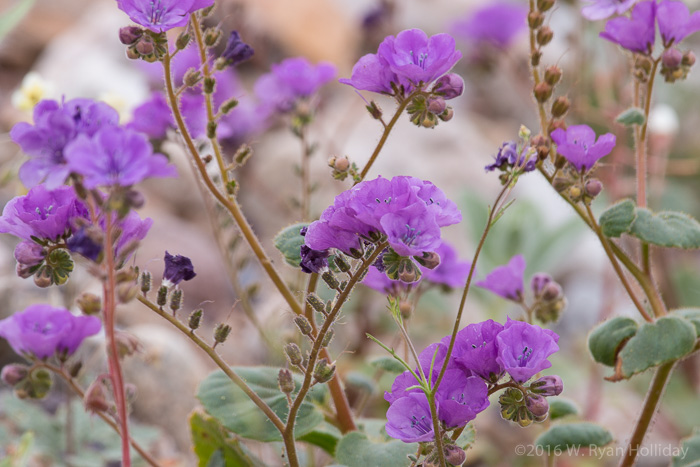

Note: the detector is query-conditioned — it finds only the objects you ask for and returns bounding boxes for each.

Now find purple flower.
[340,29,462,95]
[476,254,526,301]
[496,317,560,383]
[10,98,119,188]
[550,125,616,172]
[116,0,214,32]
[452,319,505,381]
[582,0,638,21]
[657,0,700,46]
[0,304,101,359]
[255,57,336,113]
[381,203,441,256]
[385,392,435,443]
[163,251,196,286]
[436,370,489,428]
[451,2,527,49]
[0,185,88,242]
[127,92,174,139]
[299,245,329,274]
[14,241,45,267]
[600,1,656,53]
[222,31,254,66]
[64,126,176,188]
[485,141,536,173]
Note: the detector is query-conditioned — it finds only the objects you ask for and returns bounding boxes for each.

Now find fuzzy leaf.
[588,316,638,367]
[273,223,309,268]
[672,308,700,337]
[549,398,579,420]
[535,423,613,450]
[615,107,645,126]
[599,199,636,238]
[630,209,700,249]
[190,412,265,467]
[334,432,417,467]
[672,428,700,467]
[370,357,406,374]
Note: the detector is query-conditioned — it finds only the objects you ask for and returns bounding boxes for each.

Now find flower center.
[410,414,432,434]
[409,50,429,69]
[32,322,55,334]
[517,345,533,367]
[35,205,54,220]
[149,0,167,24]
[401,224,421,246]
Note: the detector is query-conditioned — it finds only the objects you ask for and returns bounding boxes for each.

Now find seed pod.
[551,96,570,118]
[156,285,168,307]
[306,293,325,313]
[333,255,351,273]
[140,271,151,294]
[320,330,334,347]
[169,289,183,313]
[284,343,303,366]
[321,271,340,290]
[189,309,203,330]
[77,293,101,315]
[313,358,336,383]
[214,323,232,345]
[536,26,553,46]
[1,364,29,386]
[278,369,295,394]
[528,11,544,28]
[533,82,553,103]
[294,316,313,336]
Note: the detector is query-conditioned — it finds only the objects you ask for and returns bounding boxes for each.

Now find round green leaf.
[619,316,696,378]
[298,422,341,455]
[197,367,327,442]
[588,316,639,366]
[672,308,700,337]
[370,357,406,374]
[190,412,265,467]
[599,199,636,238]
[630,209,700,249]
[549,398,579,420]
[335,432,417,467]
[535,423,613,450]
[273,223,309,268]
[672,428,700,467]
[615,107,645,126]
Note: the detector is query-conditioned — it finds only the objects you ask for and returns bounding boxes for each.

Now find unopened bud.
[551,96,570,118]
[531,273,553,297]
[536,27,554,46]
[156,285,168,307]
[284,343,303,366]
[278,369,295,394]
[204,28,222,47]
[537,0,555,11]
[117,282,139,303]
[444,445,467,466]
[175,31,191,50]
[313,358,336,383]
[126,46,139,60]
[77,292,102,315]
[183,68,203,87]
[214,323,232,345]
[537,144,550,160]
[306,293,326,313]
[548,119,567,134]
[234,145,253,166]
[220,98,238,114]
[542,282,563,301]
[84,379,110,413]
[115,331,142,358]
[531,51,542,67]
[415,251,440,270]
[683,51,696,67]
[333,255,351,272]
[321,330,334,347]
[533,82,552,103]
[34,267,53,288]
[544,65,562,86]
[366,101,383,120]
[432,73,464,100]
[330,156,350,173]
[119,26,143,45]
[399,300,413,319]
[14,241,45,267]
[398,259,421,283]
[526,394,549,417]
[321,271,340,290]
[528,11,544,29]
[427,96,446,115]
[135,36,155,56]
[531,375,564,396]
[140,271,151,294]
[16,263,36,279]
[204,77,216,95]
[169,289,183,313]
[584,178,603,198]
[662,48,683,70]
[1,364,29,386]
[438,107,454,122]
[188,309,203,330]
[294,316,313,336]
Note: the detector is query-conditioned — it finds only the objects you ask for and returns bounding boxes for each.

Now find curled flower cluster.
[385,318,562,442]
[300,176,461,278]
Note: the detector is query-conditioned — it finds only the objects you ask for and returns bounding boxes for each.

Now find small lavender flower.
[436,370,490,428]
[0,185,88,243]
[485,141,536,173]
[116,0,215,32]
[163,251,196,287]
[496,317,560,383]
[221,31,254,66]
[64,126,176,188]
[0,304,101,359]
[10,98,119,188]
[476,254,526,301]
[385,392,435,443]
[582,0,638,21]
[452,319,505,381]
[550,125,616,172]
[451,2,528,49]
[600,1,656,53]
[657,0,700,46]
[255,57,336,113]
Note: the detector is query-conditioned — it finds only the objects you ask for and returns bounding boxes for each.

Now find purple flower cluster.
[339,29,462,96]
[116,0,214,32]
[600,0,700,53]
[0,304,101,359]
[451,2,528,50]
[301,176,461,273]
[384,318,561,442]
[485,141,537,174]
[551,124,616,173]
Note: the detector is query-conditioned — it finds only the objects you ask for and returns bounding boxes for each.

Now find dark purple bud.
[531,375,563,396]
[67,228,103,262]
[222,31,254,67]
[584,179,603,198]
[135,36,155,56]
[662,48,683,70]
[433,73,464,100]
[541,281,563,301]
[300,245,329,274]
[163,251,196,286]
[1,364,29,386]
[14,241,45,267]
[530,273,552,297]
[119,26,143,45]
[444,445,467,466]
[526,394,549,417]
[427,96,446,115]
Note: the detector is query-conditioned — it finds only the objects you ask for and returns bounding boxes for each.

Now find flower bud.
[115,331,142,358]
[444,445,467,466]
[432,73,464,100]
[188,309,203,330]
[551,96,570,118]
[84,379,110,413]
[1,364,29,386]
[414,251,440,270]
[438,107,454,122]
[156,285,168,307]
[366,101,383,120]
[278,368,295,394]
[329,156,350,173]
[321,271,340,290]
[222,31,254,67]
[294,316,313,336]
[169,289,183,313]
[397,259,421,283]
[140,271,151,294]
[531,375,564,396]
[531,273,552,297]
[14,241,45,267]
[214,323,232,345]
[284,343,303,366]
[16,368,52,399]
[526,394,550,417]
[204,28,222,47]
[427,96,446,115]
[16,263,36,279]
[537,26,553,46]
[135,36,155,56]
[584,178,603,198]
[537,0,555,12]
[533,82,553,103]
[77,292,101,315]
[119,26,143,45]
[306,293,326,313]
[176,31,191,50]
[399,300,413,319]
[183,68,203,87]
[517,406,534,427]
[34,267,53,288]
[542,281,563,302]
[126,46,140,60]
[117,282,139,304]
[548,119,567,134]
[662,48,683,70]
[313,358,336,383]
[683,51,696,67]
[544,65,562,85]
[531,51,542,67]
[528,11,544,29]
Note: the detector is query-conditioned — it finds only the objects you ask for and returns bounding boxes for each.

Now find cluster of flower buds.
[327,155,359,182]
[499,374,563,427]
[528,0,555,68]
[530,273,567,323]
[119,26,168,62]
[2,365,53,400]
[660,49,696,83]
[405,74,462,128]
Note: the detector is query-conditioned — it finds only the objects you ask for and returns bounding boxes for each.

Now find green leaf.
[588,316,639,367]
[190,412,265,467]
[615,107,645,126]
[599,199,636,238]
[549,398,579,420]
[273,223,309,268]
[619,316,696,378]
[673,308,700,336]
[197,366,328,442]
[298,422,342,455]
[672,428,700,467]
[630,209,700,249]
[535,423,613,450]
[334,432,417,467]
[370,356,406,374]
